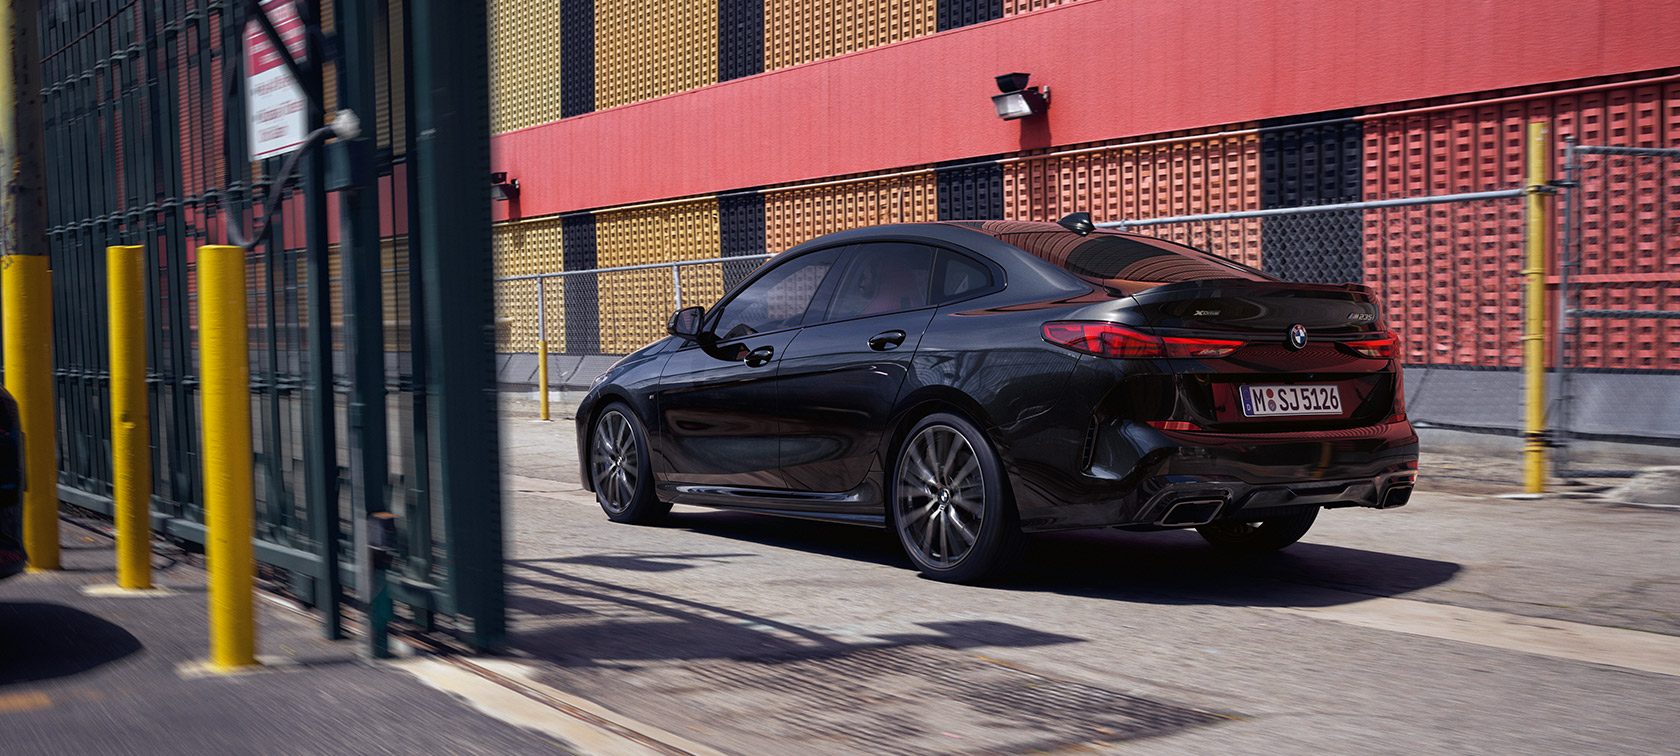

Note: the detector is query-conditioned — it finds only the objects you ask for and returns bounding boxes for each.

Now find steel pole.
[199,245,257,670]
[2,0,56,570]
[108,245,150,588]
[537,279,549,421]
[1522,122,1551,494]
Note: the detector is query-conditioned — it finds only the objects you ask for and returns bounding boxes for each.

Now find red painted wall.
[492,0,1680,218]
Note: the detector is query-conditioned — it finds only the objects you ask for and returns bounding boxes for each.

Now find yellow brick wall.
[493,217,567,352]
[594,200,723,354]
[763,172,938,254]
[764,0,936,72]
[594,0,718,111]
[490,0,566,133]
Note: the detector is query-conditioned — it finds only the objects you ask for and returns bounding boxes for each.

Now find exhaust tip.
[1158,498,1225,526]
[1379,484,1414,509]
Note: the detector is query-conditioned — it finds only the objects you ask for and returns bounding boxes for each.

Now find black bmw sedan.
[577,216,1418,583]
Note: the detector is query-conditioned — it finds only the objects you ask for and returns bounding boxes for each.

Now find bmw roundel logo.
[1287,324,1308,350]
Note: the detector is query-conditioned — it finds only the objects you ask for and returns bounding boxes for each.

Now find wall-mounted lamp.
[491,171,520,201]
[992,72,1049,120]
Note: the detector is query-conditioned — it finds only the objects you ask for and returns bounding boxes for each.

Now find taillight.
[1341,330,1399,359]
[1146,420,1203,432]
[1042,322,1243,359]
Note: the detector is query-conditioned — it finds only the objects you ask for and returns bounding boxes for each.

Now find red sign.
[245,0,308,160]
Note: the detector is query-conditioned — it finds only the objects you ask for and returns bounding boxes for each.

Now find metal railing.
[1554,141,1680,475]
[494,253,772,417]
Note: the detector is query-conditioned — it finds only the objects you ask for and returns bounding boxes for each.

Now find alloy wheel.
[592,410,639,514]
[894,424,986,568]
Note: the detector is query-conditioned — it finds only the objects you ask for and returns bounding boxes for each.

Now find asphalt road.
[493,397,1680,755]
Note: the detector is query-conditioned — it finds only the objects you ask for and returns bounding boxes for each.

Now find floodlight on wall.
[992,72,1049,120]
[491,171,520,201]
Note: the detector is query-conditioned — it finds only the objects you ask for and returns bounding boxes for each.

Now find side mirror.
[668,306,705,340]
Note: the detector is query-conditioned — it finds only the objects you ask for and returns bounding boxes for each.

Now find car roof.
[940,220,1274,289]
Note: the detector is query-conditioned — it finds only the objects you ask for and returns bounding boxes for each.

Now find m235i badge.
[1346,312,1375,322]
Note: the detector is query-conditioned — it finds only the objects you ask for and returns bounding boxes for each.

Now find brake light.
[1343,330,1399,359]
[1042,322,1243,359]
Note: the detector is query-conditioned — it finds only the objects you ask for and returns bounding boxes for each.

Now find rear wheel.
[590,403,670,524]
[1195,507,1318,554]
[890,413,1021,583]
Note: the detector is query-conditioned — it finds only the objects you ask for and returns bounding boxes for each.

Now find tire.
[1195,507,1319,554]
[890,413,1022,583]
[589,403,670,524]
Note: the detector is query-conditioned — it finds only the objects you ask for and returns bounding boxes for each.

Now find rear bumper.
[1015,418,1418,532]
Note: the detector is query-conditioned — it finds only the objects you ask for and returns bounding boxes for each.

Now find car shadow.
[660,507,1461,609]
[0,602,144,685]
[503,557,1084,669]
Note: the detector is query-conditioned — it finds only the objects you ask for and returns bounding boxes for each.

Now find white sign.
[245,0,308,161]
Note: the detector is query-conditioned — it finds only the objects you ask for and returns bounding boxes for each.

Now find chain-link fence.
[1556,143,1680,474]
[493,254,769,388]
[1098,190,1547,440]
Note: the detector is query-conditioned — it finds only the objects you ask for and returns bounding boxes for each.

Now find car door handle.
[743,345,775,367]
[868,330,907,351]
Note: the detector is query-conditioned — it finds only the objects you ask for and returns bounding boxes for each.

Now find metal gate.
[1555,142,1680,474]
[40,0,503,649]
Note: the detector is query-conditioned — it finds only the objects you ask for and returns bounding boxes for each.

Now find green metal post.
[302,0,343,640]
[412,0,505,650]
[336,0,393,658]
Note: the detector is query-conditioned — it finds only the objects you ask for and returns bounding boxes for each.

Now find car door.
[776,242,940,494]
[654,247,843,490]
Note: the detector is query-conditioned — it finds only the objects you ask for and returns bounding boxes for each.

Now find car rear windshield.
[1001,230,1273,285]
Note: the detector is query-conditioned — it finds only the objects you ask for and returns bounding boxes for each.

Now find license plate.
[1239,384,1342,417]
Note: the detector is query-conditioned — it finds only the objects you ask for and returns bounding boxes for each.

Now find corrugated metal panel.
[561,0,595,117]
[490,0,566,133]
[764,0,937,72]
[492,217,566,353]
[937,159,1004,220]
[719,190,768,289]
[561,213,600,354]
[1002,0,1078,16]
[939,0,1001,31]
[719,0,765,82]
[1259,114,1363,285]
[1004,135,1264,269]
[594,0,718,111]
[593,200,723,354]
[763,172,939,254]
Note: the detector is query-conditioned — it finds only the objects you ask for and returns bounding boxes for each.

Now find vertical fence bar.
[200,244,257,670]
[537,276,549,421]
[109,244,151,589]
[671,263,683,310]
[1522,121,1550,494]
[339,0,394,658]
[301,0,343,639]
[414,0,505,650]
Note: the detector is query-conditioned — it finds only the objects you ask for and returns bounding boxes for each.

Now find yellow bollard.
[3,255,58,570]
[109,245,151,588]
[538,340,550,421]
[1522,122,1551,495]
[199,245,257,670]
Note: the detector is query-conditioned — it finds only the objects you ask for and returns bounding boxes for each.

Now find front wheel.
[1195,507,1319,554]
[890,413,1021,583]
[589,403,670,524]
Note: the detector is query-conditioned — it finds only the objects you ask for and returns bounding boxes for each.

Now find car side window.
[825,243,934,321]
[710,248,841,340]
[935,249,994,303]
